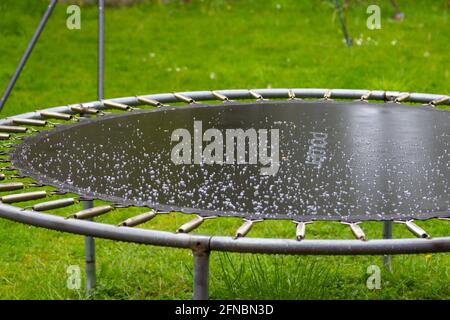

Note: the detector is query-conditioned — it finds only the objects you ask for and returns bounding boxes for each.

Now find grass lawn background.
[0,0,449,299]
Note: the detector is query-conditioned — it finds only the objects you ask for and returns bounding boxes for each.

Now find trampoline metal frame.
[0,88,450,299]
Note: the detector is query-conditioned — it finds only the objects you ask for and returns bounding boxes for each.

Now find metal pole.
[98,0,105,100]
[193,249,210,300]
[334,0,352,47]
[82,0,104,295]
[382,221,393,271]
[83,200,96,294]
[0,0,58,113]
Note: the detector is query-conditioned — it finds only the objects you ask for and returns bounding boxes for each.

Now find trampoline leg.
[84,0,102,296]
[98,0,104,100]
[83,200,96,294]
[192,249,210,300]
[382,221,393,271]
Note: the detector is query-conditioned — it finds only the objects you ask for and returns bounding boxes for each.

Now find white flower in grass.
[356,38,363,46]
[209,72,216,80]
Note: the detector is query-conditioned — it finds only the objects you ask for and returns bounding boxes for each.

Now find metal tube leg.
[81,0,104,296]
[98,0,104,100]
[83,0,103,295]
[193,250,210,300]
[382,221,393,271]
[83,200,96,294]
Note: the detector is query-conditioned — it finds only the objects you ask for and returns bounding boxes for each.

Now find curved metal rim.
[1,203,449,255]
[1,88,449,126]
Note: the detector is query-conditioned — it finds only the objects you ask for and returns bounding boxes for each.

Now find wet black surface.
[10,101,450,221]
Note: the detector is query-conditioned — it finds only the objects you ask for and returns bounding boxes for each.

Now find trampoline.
[0,1,449,301]
[0,88,450,300]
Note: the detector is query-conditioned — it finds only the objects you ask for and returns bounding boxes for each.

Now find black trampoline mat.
[10,100,450,221]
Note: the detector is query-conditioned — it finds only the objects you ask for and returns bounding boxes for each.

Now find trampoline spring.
[40,111,73,121]
[234,219,263,239]
[9,174,26,179]
[360,90,372,102]
[0,158,10,163]
[288,89,301,101]
[50,190,68,195]
[428,96,450,107]
[396,220,429,239]
[0,191,47,203]
[293,221,313,241]
[173,92,196,104]
[406,221,430,239]
[0,166,15,171]
[70,105,100,115]
[342,222,367,241]
[0,125,28,133]
[0,182,24,192]
[27,182,45,187]
[177,215,216,234]
[137,96,165,107]
[12,118,47,127]
[322,89,332,100]
[249,90,266,101]
[118,210,158,227]
[102,100,132,111]
[67,204,113,220]
[31,198,75,211]
[111,202,131,209]
[394,92,410,103]
[0,133,11,140]
[211,91,230,102]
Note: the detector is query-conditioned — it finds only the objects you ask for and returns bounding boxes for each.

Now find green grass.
[0,0,449,299]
